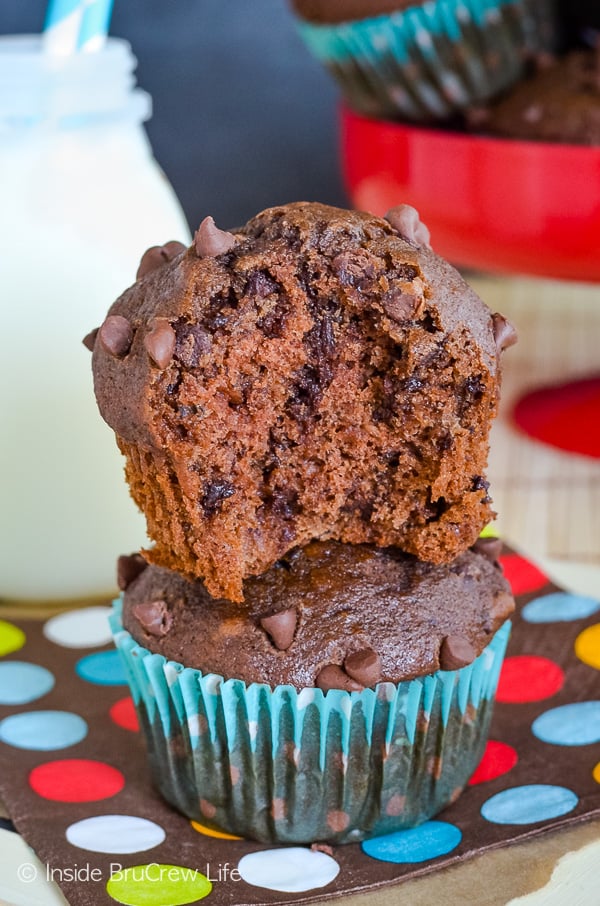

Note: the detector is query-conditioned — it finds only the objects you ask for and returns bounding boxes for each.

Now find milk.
[0,36,191,601]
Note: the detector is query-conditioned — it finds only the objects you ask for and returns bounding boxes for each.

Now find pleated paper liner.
[112,604,510,844]
[1,547,599,906]
[296,0,558,120]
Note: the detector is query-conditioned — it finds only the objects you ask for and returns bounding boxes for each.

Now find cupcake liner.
[296,0,558,121]
[111,603,510,844]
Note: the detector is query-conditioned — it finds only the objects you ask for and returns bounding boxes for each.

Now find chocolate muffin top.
[291,0,415,25]
[120,540,514,689]
[91,202,513,601]
[481,50,600,145]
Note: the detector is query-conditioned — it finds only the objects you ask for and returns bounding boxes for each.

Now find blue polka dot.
[532,701,600,746]
[361,821,462,863]
[522,592,600,624]
[0,711,87,750]
[0,662,55,705]
[76,650,126,686]
[481,785,578,825]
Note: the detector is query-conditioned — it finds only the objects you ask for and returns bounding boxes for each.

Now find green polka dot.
[479,523,499,539]
[106,864,212,905]
[0,621,26,657]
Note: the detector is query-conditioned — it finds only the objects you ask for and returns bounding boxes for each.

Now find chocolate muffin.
[113,540,513,842]
[291,0,557,121]
[481,49,600,144]
[92,202,514,601]
[292,0,417,22]
[120,540,514,688]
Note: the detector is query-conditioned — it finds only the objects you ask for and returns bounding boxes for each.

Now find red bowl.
[341,105,600,283]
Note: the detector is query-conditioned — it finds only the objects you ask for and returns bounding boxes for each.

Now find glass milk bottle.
[0,35,191,602]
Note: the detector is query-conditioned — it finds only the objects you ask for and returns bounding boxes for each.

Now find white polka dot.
[43,607,113,649]
[66,815,166,854]
[238,847,339,893]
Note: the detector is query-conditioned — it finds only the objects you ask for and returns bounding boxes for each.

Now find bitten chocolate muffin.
[481,49,600,145]
[92,202,515,601]
[120,540,514,689]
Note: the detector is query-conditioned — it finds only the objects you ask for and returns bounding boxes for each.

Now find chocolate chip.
[194,216,237,257]
[82,327,99,351]
[471,475,492,504]
[311,843,333,856]
[144,320,176,369]
[117,553,148,591]
[523,103,544,124]
[439,635,476,671]
[332,250,375,287]
[492,313,518,353]
[385,204,432,249]
[137,241,186,279]
[201,479,236,516]
[472,536,503,563]
[533,50,557,72]
[344,648,382,687]
[174,320,212,368]
[316,664,363,693]
[99,315,133,358]
[382,289,417,322]
[132,600,172,637]
[260,608,297,651]
[245,270,279,298]
[464,105,491,129]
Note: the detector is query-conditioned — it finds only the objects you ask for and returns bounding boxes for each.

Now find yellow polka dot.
[575,624,600,670]
[593,763,600,784]
[0,621,25,657]
[479,523,499,538]
[190,819,242,840]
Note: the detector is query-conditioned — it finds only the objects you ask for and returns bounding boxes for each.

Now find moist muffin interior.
[93,203,507,601]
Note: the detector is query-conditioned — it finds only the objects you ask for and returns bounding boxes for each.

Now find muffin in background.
[291,0,558,122]
[474,48,600,144]
[111,541,514,844]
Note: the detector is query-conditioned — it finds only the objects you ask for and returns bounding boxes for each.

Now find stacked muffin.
[89,201,516,843]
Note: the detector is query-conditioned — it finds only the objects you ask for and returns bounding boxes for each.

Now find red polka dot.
[109,696,140,732]
[469,740,518,785]
[29,759,125,802]
[513,377,600,460]
[499,554,548,596]
[497,655,564,704]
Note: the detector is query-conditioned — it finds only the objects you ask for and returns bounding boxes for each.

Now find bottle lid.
[0,35,151,131]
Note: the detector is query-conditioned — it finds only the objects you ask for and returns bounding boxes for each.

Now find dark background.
[2,1,347,230]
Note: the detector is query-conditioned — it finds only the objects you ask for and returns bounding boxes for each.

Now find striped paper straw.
[78,0,115,52]
[43,0,114,55]
[43,0,84,55]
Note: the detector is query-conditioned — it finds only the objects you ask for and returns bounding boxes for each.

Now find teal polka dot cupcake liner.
[111,602,511,845]
[296,0,558,120]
